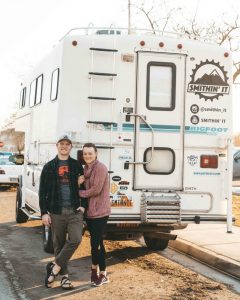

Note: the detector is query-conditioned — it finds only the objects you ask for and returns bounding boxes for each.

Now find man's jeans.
[51,208,83,275]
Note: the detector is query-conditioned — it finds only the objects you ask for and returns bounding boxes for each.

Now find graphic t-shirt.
[58,160,72,208]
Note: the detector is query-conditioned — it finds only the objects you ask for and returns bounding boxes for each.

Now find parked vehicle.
[0,152,24,187]
[14,26,233,252]
[233,149,240,181]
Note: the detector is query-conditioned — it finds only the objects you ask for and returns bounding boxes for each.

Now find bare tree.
[0,129,24,153]
[129,0,240,82]
[176,14,240,82]
[129,0,182,34]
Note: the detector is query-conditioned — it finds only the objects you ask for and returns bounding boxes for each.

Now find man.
[39,134,87,289]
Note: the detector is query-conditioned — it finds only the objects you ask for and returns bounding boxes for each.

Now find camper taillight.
[200,155,218,169]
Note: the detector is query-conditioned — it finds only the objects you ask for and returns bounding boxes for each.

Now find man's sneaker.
[91,268,99,284]
[93,273,110,287]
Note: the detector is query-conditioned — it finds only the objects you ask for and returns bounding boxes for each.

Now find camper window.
[50,68,60,101]
[29,79,37,107]
[29,74,43,107]
[35,74,43,105]
[146,62,176,111]
[19,87,27,109]
[143,147,175,174]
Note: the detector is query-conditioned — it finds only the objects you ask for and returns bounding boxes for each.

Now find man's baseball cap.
[57,134,72,144]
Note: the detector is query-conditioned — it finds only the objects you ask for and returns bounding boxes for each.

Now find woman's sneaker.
[93,273,109,287]
[91,268,99,285]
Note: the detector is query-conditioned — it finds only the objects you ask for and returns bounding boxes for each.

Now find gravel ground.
[0,189,240,300]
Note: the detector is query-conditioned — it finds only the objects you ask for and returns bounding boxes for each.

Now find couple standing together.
[39,135,111,289]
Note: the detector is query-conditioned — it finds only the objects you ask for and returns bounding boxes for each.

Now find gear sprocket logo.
[187,60,230,101]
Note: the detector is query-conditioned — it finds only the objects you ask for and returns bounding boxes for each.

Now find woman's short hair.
[83,143,97,152]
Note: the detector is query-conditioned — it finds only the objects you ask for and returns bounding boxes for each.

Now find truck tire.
[144,236,169,251]
[42,225,54,254]
[15,187,28,223]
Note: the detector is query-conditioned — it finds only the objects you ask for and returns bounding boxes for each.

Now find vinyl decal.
[187,60,230,101]
[187,155,198,166]
[111,195,133,207]
[112,176,121,182]
[111,182,118,194]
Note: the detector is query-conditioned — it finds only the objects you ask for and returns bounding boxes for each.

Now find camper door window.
[146,62,176,111]
[143,147,175,174]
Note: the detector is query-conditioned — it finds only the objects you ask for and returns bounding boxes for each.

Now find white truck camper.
[15,27,233,252]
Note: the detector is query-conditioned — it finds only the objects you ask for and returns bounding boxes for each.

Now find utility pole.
[128,0,131,34]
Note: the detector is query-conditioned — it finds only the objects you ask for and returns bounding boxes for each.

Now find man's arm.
[39,164,49,217]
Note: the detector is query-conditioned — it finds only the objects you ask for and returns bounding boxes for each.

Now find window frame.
[19,87,27,109]
[35,74,43,105]
[29,74,44,107]
[143,147,175,175]
[50,68,60,101]
[146,62,176,111]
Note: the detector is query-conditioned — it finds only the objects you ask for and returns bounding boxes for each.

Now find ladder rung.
[90,47,118,52]
[87,121,117,126]
[89,72,117,76]
[96,146,115,149]
[88,96,116,101]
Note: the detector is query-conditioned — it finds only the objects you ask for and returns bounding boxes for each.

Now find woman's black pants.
[86,216,108,271]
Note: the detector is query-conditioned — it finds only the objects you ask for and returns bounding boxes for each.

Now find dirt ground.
[0,190,240,300]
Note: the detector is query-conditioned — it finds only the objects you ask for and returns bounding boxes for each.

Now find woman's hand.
[76,207,85,214]
[78,175,85,186]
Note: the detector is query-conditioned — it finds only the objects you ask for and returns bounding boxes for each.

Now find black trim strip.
[96,146,115,149]
[182,217,234,222]
[89,72,117,76]
[87,121,117,126]
[88,96,116,101]
[90,47,118,52]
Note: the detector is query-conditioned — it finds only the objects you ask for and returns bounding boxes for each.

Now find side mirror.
[15,154,24,165]
[8,154,24,165]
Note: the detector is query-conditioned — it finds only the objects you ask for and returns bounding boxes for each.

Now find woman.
[78,143,111,287]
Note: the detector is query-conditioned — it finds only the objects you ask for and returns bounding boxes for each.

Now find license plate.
[10,178,18,182]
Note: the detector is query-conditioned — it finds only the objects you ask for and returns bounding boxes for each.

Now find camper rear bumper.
[106,222,187,233]
[105,223,187,241]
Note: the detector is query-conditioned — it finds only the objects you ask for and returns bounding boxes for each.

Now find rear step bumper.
[20,207,41,220]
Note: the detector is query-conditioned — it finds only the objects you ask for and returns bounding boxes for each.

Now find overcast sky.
[0,0,240,131]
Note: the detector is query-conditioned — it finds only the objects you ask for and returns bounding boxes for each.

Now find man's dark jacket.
[39,156,88,216]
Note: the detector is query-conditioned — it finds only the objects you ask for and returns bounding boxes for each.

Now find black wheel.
[144,236,169,251]
[15,187,28,223]
[42,225,54,253]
